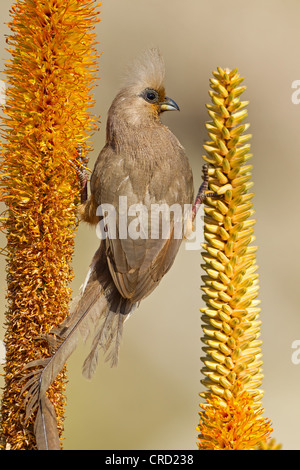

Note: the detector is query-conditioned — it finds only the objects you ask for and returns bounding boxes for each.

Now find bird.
[78,47,195,371]
[22,47,196,448]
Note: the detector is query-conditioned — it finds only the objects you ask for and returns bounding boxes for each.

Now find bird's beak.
[160,96,180,112]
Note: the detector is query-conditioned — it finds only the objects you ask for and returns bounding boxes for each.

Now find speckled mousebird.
[74,47,194,371]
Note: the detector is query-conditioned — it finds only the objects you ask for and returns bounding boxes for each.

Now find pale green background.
[0,0,300,450]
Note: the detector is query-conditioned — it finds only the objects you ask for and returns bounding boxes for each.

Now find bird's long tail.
[20,244,136,449]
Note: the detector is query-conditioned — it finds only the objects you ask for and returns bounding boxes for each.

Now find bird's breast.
[91,124,194,211]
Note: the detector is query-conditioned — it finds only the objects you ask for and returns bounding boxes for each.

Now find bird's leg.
[69,147,90,204]
[192,164,222,221]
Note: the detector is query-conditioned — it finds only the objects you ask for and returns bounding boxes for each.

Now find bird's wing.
[106,226,182,302]
[91,128,194,302]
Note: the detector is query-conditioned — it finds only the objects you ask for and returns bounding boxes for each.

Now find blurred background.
[0,0,300,450]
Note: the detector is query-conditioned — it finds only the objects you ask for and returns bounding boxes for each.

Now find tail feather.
[34,396,61,450]
[21,245,136,449]
[105,312,125,368]
[81,309,126,377]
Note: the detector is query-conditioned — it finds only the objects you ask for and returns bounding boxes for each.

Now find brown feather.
[34,396,61,450]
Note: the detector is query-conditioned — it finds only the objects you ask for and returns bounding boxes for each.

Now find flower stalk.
[0,0,100,449]
[197,67,272,449]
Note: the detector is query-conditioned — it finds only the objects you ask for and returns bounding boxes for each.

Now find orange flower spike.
[0,0,100,450]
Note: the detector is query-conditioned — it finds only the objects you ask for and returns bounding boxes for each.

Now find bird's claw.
[192,164,223,221]
[69,147,90,204]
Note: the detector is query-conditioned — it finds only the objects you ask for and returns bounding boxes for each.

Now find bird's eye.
[141,89,159,104]
[146,92,156,101]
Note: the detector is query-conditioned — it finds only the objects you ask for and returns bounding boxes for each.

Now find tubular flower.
[197,391,272,450]
[197,67,272,449]
[0,0,100,450]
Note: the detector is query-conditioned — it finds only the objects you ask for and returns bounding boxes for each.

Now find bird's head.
[107,48,180,130]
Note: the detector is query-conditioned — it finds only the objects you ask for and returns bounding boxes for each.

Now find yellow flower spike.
[197,68,273,450]
[197,392,272,450]
[0,0,100,450]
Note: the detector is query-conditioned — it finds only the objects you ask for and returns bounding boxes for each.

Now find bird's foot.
[192,164,223,221]
[69,147,90,204]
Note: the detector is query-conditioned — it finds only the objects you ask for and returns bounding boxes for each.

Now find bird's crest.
[123,47,165,93]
